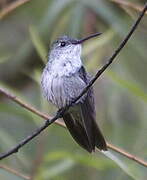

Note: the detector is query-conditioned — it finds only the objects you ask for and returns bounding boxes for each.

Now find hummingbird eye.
[60,41,66,47]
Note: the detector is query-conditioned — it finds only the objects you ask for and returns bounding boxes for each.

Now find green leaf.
[102,150,147,180]
[0,54,12,64]
[107,71,147,103]
[39,159,75,179]
[29,25,47,64]
[44,151,114,170]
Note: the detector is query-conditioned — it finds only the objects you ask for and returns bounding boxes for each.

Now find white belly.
[41,67,86,108]
[41,71,67,108]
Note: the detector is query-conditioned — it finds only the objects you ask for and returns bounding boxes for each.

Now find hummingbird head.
[50,32,102,60]
[50,35,81,61]
[48,33,102,76]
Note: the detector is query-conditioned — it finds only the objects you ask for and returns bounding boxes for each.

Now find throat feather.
[50,58,82,77]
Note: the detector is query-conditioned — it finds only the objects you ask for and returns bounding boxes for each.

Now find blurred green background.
[0,0,147,179]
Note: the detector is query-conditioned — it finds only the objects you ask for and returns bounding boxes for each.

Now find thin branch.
[0,87,64,127]
[111,0,147,15]
[107,143,147,167]
[0,0,30,19]
[70,2,147,106]
[0,88,147,168]
[0,2,147,166]
[0,164,30,180]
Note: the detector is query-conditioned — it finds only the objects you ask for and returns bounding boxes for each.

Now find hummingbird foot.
[56,108,66,118]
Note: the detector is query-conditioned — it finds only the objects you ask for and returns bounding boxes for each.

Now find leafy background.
[0,0,147,179]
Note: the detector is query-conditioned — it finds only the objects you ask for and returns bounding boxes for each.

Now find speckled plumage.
[41,35,107,152]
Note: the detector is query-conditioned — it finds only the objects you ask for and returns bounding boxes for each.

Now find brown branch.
[111,0,147,14]
[0,88,147,168]
[0,0,30,19]
[107,143,147,167]
[0,164,30,180]
[0,2,147,167]
[0,87,64,127]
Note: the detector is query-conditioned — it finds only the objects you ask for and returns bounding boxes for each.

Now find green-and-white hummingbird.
[41,33,107,152]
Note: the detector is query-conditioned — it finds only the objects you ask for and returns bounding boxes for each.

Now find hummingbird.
[41,33,107,152]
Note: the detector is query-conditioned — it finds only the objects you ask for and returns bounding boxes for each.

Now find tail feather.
[93,120,107,151]
[80,98,107,151]
[63,112,93,152]
[63,102,107,152]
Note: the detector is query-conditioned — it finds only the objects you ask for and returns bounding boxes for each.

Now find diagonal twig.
[0,0,30,19]
[107,143,147,167]
[0,87,147,167]
[111,0,147,15]
[0,87,64,127]
[0,164,30,180]
[0,2,147,164]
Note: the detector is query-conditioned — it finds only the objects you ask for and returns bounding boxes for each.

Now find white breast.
[41,65,86,108]
[41,68,69,108]
[41,44,83,107]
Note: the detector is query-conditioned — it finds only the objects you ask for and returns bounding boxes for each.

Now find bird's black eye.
[60,41,66,47]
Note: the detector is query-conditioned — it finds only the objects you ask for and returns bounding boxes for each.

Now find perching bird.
[41,33,107,152]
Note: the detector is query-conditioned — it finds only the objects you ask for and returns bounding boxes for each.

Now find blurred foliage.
[0,0,147,179]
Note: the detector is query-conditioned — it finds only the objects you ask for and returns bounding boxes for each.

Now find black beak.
[72,32,102,44]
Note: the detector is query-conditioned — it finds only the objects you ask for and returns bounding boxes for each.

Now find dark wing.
[78,66,107,151]
[63,66,107,152]
[63,107,93,152]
